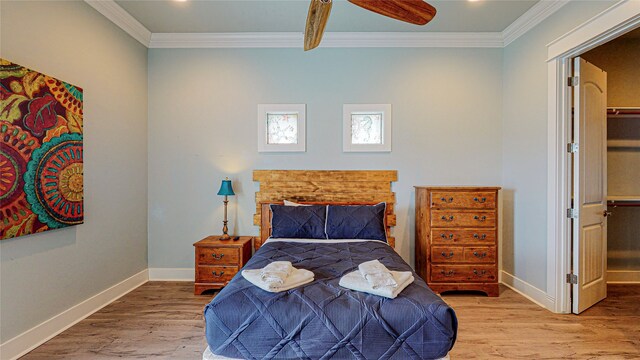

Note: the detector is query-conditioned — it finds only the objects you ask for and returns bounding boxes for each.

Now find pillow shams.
[270,204,327,239]
[325,203,387,242]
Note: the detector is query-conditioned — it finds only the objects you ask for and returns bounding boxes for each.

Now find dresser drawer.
[431,210,496,228]
[431,246,465,263]
[463,247,496,263]
[196,247,239,265]
[430,265,497,283]
[430,191,496,209]
[430,229,496,245]
[196,265,238,283]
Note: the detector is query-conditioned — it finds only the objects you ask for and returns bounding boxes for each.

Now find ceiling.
[115,0,539,34]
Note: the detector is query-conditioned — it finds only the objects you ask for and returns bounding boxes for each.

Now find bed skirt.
[203,346,451,360]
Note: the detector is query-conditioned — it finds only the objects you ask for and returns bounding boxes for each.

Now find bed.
[202,170,458,359]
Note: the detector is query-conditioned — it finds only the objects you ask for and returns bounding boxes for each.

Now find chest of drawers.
[415,187,500,297]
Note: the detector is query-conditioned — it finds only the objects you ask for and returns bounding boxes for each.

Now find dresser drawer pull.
[211,253,225,260]
[211,271,225,277]
[473,233,487,240]
[440,270,455,277]
[473,197,487,203]
[473,251,487,259]
[440,251,455,259]
[440,197,454,203]
[473,215,487,222]
[473,269,487,277]
[441,215,455,221]
[440,233,454,240]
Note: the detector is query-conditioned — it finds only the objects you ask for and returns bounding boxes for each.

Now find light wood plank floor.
[23,283,640,359]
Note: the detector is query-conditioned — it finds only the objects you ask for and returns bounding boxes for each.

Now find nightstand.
[193,236,253,295]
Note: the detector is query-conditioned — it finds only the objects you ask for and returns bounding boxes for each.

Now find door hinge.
[568,76,579,86]
[567,208,578,219]
[566,273,578,284]
[567,142,578,153]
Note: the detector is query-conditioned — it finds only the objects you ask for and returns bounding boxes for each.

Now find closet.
[606,108,640,281]
[582,28,640,285]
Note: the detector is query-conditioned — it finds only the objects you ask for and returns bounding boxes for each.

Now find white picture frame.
[257,104,306,152]
[343,104,392,152]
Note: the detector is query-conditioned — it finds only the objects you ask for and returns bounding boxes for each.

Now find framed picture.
[343,104,391,152]
[257,104,306,152]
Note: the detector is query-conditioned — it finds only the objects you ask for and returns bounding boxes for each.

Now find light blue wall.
[501,0,616,291]
[0,1,148,341]
[147,48,504,267]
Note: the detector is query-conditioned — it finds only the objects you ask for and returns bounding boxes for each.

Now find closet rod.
[607,200,640,207]
[607,107,640,116]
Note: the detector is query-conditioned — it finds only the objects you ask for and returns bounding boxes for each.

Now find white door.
[572,57,608,314]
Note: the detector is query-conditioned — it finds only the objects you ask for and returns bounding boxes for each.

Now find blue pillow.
[325,203,387,241]
[270,204,327,239]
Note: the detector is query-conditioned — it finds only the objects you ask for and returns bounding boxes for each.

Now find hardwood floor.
[23,283,640,359]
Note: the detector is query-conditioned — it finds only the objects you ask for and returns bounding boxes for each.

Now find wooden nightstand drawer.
[430,229,496,245]
[430,191,496,209]
[430,210,496,228]
[197,247,239,265]
[196,265,238,283]
[430,265,497,283]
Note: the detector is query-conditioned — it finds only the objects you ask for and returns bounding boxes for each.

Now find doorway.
[546,2,640,314]
[567,28,640,313]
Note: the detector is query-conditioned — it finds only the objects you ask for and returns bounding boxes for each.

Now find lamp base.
[219,234,231,241]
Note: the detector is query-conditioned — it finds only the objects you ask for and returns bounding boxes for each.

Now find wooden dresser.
[193,236,252,295]
[415,187,500,297]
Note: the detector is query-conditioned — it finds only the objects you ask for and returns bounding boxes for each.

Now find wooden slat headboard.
[253,170,398,250]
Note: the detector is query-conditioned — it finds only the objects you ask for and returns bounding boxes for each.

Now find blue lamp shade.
[217,179,235,196]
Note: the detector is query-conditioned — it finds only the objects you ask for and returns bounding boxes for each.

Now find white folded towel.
[339,270,414,299]
[358,260,397,289]
[243,268,314,293]
[259,261,294,285]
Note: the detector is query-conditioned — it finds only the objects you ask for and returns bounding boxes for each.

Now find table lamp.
[217,177,235,240]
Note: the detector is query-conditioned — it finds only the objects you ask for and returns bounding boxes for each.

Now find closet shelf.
[607,196,640,207]
[607,140,640,148]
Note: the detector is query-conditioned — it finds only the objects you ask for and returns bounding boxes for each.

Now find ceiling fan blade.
[348,0,436,26]
[304,0,333,51]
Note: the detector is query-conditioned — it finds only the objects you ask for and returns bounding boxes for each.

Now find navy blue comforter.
[204,240,457,360]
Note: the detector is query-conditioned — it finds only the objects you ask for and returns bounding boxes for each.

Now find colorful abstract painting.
[0,59,83,239]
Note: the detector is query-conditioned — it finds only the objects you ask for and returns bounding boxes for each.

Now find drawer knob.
[473,197,487,203]
[473,269,487,277]
[440,197,454,203]
[473,251,487,259]
[441,215,455,221]
[211,271,225,277]
[473,233,487,240]
[441,251,455,259]
[211,253,225,260]
[440,270,455,277]
[440,233,454,240]
[473,215,487,222]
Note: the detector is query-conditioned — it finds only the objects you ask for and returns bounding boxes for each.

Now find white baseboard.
[0,269,148,360]
[148,267,194,281]
[607,270,640,284]
[500,270,555,311]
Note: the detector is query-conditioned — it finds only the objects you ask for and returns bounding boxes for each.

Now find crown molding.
[84,0,151,46]
[149,32,504,49]
[502,0,570,46]
[86,0,569,49]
